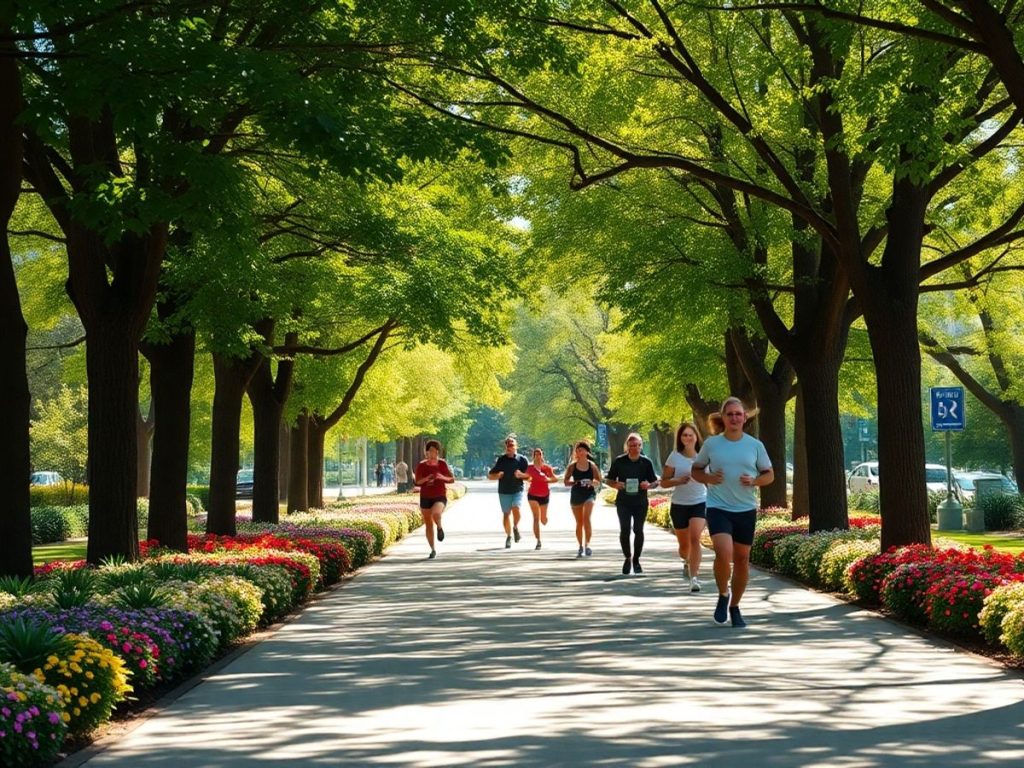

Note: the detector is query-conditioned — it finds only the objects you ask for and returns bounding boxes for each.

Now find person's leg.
[617,507,632,573]
[571,505,584,547]
[688,516,706,578]
[432,501,445,539]
[731,543,751,605]
[529,498,541,542]
[632,508,648,571]
[711,533,733,596]
[582,500,594,549]
[673,529,689,560]
[422,509,435,552]
[540,501,548,527]
[511,502,522,541]
[503,511,512,536]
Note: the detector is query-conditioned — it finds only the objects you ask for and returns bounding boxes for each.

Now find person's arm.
[741,446,774,488]
[543,465,557,483]
[487,458,503,481]
[690,446,722,485]
[661,459,679,488]
[642,458,659,490]
[564,465,575,486]
[513,457,530,480]
[590,461,603,487]
[436,461,455,484]
[606,458,624,490]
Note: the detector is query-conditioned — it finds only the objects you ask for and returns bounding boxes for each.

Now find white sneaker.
[690,577,701,593]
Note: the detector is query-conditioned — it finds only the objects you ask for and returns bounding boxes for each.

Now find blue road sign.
[596,423,609,450]
[931,386,965,431]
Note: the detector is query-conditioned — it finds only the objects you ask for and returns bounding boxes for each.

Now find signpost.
[931,387,966,531]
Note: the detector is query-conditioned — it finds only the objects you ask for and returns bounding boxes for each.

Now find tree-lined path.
[69,485,1024,767]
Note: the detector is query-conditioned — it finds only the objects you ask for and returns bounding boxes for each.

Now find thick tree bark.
[278,419,291,502]
[288,413,309,513]
[85,325,144,562]
[1005,407,1024,492]
[306,423,326,508]
[795,360,849,531]
[141,324,195,551]
[860,178,932,549]
[792,383,810,520]
[136,401,154,498]
[207,351,261,535]
[0,41,33,578]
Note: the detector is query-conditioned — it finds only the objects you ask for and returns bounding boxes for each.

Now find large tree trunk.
[136,401,154,498]
[85,324,143,563]
[860,179,931,550]
[248,380,284,524]
[1002,405,1024,492]
[0,41,33,578]
[791,383,810,520]
[306,421,326,509]
[278,419,291,502]
[795,360,849,531]
[141,325,195,551]
[287,413,309,513]
[207,352,260,536]
[754,387,789,509]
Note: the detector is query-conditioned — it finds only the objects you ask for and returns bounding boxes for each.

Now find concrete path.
[71,482,1024,767]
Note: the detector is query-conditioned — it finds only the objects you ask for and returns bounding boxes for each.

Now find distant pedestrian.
[375,460,384,487]
[414,440,454,560]
[691,397,774,628]
[661,422,707,592]
[606,433,659,575]
[564,440,602,557]
[525,447,557,550]
[395,458,410,493]
[384,459,394,485]
[488,435,529,548]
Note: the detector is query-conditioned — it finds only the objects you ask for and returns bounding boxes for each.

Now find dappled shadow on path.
[83,491,1024,768]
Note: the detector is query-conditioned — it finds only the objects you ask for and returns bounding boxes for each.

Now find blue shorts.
[498,492,523,515]
[706,508,757,546]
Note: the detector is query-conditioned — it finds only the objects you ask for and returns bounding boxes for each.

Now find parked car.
[236,469,254,499]
[847,461,952,494]
[954,471,1018,502]
[30,471,63,486]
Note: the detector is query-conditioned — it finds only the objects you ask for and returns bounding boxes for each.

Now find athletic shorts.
[420,496,447,511]
[569,490,596,507]
[706,508,757,546]
[670,502,707,530]
[498,491,523,515]
[527,494,550,505]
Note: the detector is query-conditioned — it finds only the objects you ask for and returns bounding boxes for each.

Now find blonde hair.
[624,432,644,449]
[707,397,758,434]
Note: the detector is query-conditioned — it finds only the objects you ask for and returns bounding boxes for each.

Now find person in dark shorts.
[606,433,659,575]
[414,440,454,560]
[488,435,530,548]
[564,440,602,557]
[661,422,707,592]
[525,447,557,550]
[691,397,773,627]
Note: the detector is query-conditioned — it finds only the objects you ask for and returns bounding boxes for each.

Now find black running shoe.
[428,550,436,560]
[622,558,631,575]
[714,593,730,625]
[729,606,747,628]
[513,527,521,543]
[632,558,642,574]
[437,527,445,542]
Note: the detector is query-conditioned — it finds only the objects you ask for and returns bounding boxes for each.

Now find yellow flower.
[78,696,88,707]
[90,693,101,704]
[47,655,59,665]
[85,671,94,680]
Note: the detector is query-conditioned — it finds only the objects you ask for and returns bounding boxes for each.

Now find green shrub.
[880,562,948,625]
[30,484,88,507]
[162,576,263,648]
[847,489,880,514]
[927,489,949,524]
[185,492,204,516]
[823,540,879,593]
[772,535,807,578]
[979,493,1024,531]
[979,582,1024,646]
[30,506,71,544]
[0,661,68,766]
[793,530,872,587]
[187,485,210,511]
[1000,603,1024,656]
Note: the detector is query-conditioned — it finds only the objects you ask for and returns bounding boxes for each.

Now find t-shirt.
[606,453,658,510]
[692,433,772,512]
[415,459,451,499]
[394,461,409,483]
[526,464,553,497]
[491,453,529,494]
[664,450,707,506]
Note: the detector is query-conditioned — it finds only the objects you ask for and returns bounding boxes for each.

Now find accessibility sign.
[930,386,965,431]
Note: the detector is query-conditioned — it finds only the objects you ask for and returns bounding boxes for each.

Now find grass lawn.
[934,530,1024,553]
[32,540,87,564]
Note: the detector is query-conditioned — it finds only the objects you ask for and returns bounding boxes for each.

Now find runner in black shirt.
[606,433,659,575]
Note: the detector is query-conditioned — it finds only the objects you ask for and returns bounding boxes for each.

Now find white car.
[954,471,1018,502]
[847,461,952,494]
[30,471,63,486]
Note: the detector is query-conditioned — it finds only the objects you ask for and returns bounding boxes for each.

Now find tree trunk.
[1005,407,1024,492]
[754,387,789,509]
[860,179,931,549]
[278,419,291,502]
[684,384,720,439]
[85,325,142,563]
[207,352,260,536]
[288,413,309,513]
[795,361,849,531]
[0,40,33,578]
[792,383,810,520]
[136,401,154,498]
[306,421,326,509]
[141,325,195,551]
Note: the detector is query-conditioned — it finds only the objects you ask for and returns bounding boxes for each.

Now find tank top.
[570,462,596,503]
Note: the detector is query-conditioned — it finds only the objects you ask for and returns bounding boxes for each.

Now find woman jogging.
[661,422,707,592]
[525,448,557,550]
[606,433,659,575]
[564,440,602,558]
[414,439,455,560]
[691,397,773,627]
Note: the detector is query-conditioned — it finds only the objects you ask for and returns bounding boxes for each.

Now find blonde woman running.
[661,422,707,592]
[564,440,602,558]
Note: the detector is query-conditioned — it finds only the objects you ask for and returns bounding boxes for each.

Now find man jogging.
[488,434,530,548]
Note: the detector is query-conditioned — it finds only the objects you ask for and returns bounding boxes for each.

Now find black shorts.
[706,508,757,546]
[570,490,596,507]
[670,502,707,529]
[527,494,550,505]
[420,496,447,511]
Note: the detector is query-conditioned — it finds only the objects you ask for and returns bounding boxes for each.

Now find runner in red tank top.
[525,447,557,550]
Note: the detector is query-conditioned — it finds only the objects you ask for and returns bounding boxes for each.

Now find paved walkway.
[70,483,1024,767]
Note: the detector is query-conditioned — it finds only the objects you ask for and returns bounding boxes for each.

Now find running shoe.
[513,527,521,543]
[584,547,592,557]
[535,541,542,550]
[632,558,643,574]
[714,592,730,625]
[682,562,690,580]
[576,546,584,558]
[622,558,631,575]
[437,527,445,542]
[729,605,747,628]
[690,577,701,593]
[505,536,512,549]
[428,549,436,560]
